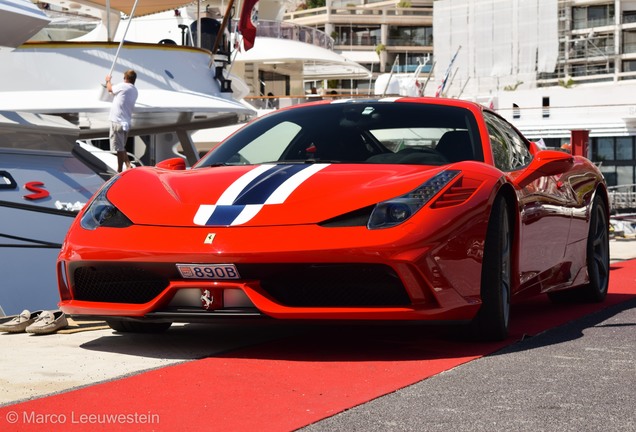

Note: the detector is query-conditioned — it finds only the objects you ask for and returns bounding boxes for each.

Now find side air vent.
[432,185,477,208]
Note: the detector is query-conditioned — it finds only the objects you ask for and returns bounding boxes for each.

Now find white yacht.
[0,112,112,316]
[0,0,257,315]
[0,0,50,50]
[98,0,372,148]
[0,0,257,166]
[107,0,371,102]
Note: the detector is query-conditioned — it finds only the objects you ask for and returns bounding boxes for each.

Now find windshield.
[195,101,483,168]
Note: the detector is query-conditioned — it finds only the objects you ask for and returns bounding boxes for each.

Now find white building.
[433,0,636,187]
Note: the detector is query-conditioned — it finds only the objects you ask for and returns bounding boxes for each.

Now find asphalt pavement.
[301,298,636,432]
[300,238,636,431]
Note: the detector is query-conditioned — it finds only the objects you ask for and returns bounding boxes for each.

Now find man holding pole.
[105,69,138,172]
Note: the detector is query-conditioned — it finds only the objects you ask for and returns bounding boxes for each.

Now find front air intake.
[73,266,169,304]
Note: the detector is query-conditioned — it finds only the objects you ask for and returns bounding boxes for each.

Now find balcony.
[572,17,614,30]
[246,20,334,50]
[386,36,431,47]
[334,35,378,47]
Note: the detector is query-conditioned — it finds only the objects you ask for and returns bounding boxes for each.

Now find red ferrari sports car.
[57,98,610,341]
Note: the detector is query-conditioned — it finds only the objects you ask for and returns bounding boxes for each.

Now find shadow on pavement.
[78,294,636,363]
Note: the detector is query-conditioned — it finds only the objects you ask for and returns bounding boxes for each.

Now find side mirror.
[156,157,187,171]
[512,150,574,188]
[529,141,542,155]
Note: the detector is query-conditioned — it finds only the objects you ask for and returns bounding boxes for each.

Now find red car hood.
[106,163,446,227]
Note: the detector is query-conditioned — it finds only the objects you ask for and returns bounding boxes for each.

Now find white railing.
[250,20,334,50]
[608,184,636,212]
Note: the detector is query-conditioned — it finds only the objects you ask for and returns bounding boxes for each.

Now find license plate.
[177,264,241,280]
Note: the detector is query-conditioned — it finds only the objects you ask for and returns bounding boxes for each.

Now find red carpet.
[2,261,636,432]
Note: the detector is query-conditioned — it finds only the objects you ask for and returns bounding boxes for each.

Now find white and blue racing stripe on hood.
[194,163,330,226]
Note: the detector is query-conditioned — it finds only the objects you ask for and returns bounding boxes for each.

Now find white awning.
[51,0,195,17]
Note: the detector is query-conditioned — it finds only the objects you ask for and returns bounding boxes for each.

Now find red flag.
[238,0,259,51]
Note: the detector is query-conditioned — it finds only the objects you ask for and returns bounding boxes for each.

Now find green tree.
[307,0,326,8]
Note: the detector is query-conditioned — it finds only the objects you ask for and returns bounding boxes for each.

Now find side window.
[484,112,532,171]
[485,115,511,171]
[493,116,531,169]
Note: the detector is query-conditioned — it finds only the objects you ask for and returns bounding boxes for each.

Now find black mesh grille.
[239,263,410,307]
[73,266,169,304]
[70,262,410,308]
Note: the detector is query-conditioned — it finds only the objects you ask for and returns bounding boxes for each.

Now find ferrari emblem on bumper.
[201,289,214,310]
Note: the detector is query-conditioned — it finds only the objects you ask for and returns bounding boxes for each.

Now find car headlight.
[80,179,132,230]
[368,170,460,229]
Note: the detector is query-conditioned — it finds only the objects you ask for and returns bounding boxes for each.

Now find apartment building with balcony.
[541,1,636,84]
[284,0,434,93]
[431,0,636,188]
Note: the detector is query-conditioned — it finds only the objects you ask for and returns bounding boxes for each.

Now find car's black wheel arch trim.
[592,185,610,227]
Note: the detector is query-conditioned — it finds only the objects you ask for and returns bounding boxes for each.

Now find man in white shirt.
[105,69,138,172]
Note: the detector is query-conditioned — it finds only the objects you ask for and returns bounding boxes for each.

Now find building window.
[387,26,433,47]
[571,33,614,57]
[570,61,614,77]
[623,31,636,54]
[595,137,615,161]
[591,137,636,186]
[616,137,634,160]
[624,10,636,24]
[617,166,635,186]
[592,136,635,162]
[512,103,520,119]
[600,166,617,186]
[542,97,550,118]
[391,53,431,73]
[599,165,635,187]
[333,25,380,47]
[573,4,614,30]
[623,60,636,72]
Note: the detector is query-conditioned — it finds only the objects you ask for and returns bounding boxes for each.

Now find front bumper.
[58,209,488,322]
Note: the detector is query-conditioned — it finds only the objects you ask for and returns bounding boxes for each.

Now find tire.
[471,196,512,341]
[548,194,609,303]
[585,195,610,301]
[106,318,172,333]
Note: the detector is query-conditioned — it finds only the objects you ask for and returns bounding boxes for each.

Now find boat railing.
[244,91,376,110]
[233,20,334,50]
[608,184,636,213]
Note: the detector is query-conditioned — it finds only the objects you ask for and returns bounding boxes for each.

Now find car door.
[483,112,574,293]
